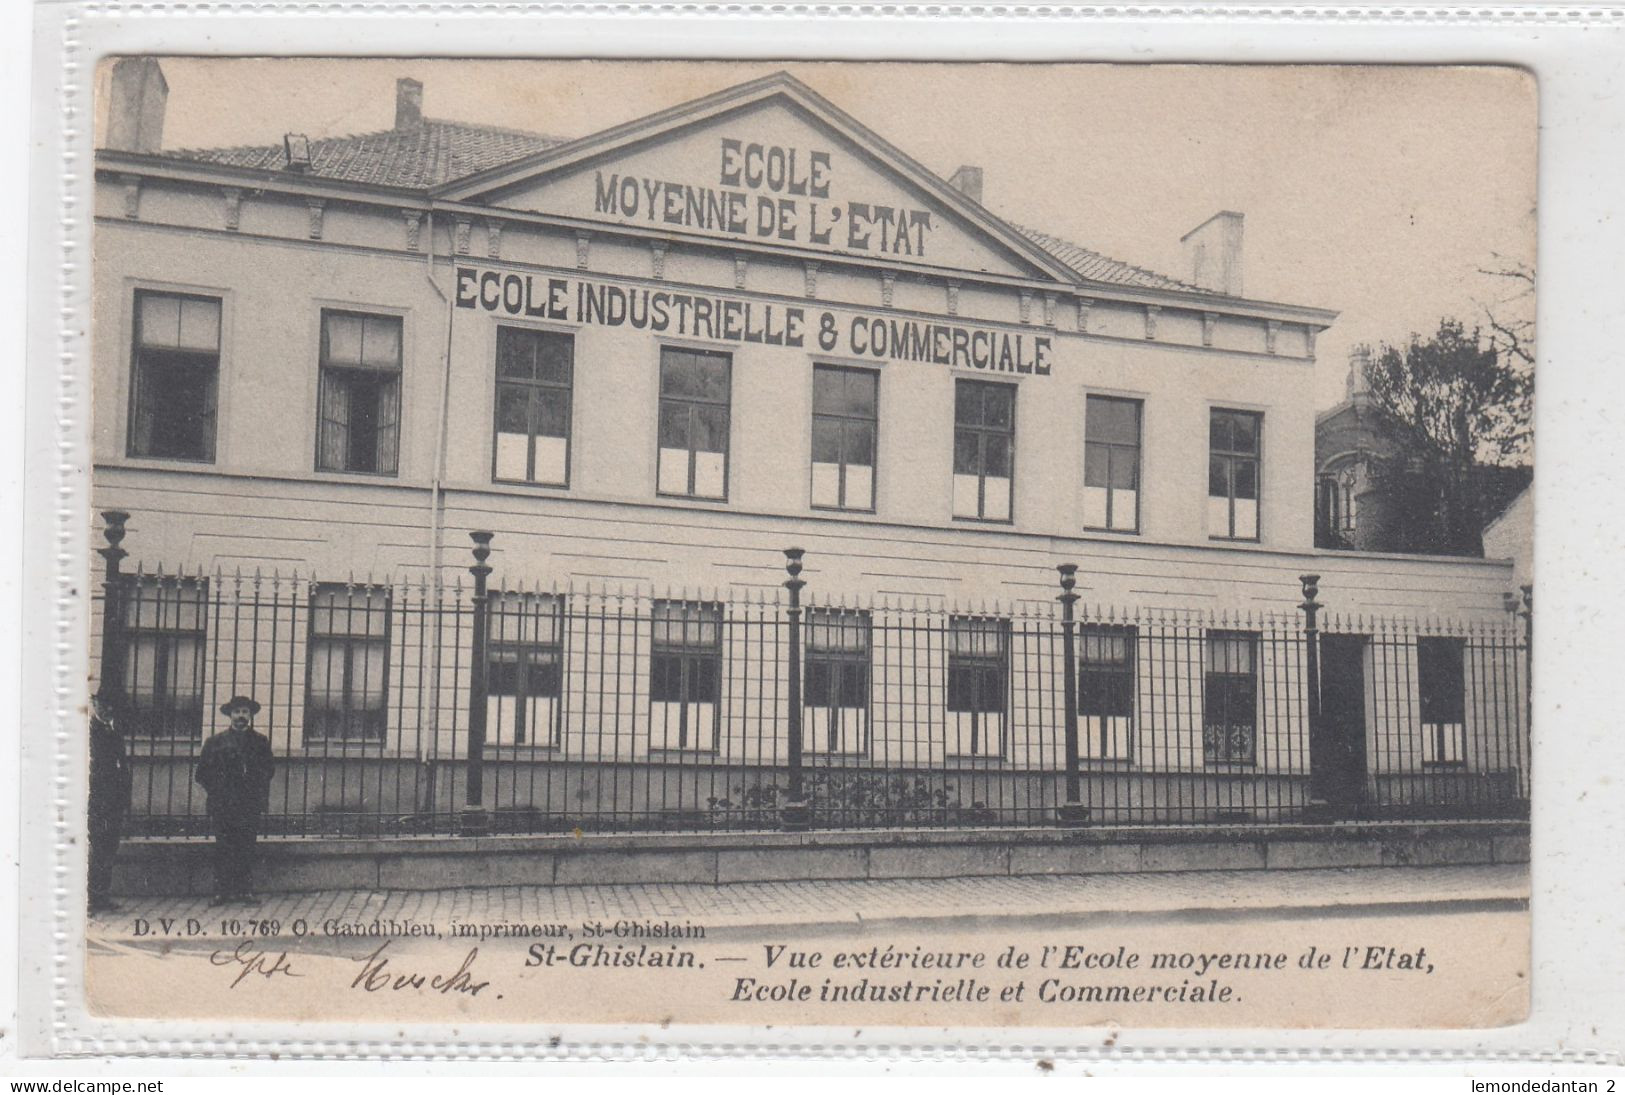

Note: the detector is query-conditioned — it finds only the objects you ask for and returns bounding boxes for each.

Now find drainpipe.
[422,210,456,804]
[424,210,456,590]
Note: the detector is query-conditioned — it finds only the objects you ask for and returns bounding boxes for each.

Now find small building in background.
[1481,482,1534,591]
[1313,344,1400,551]
[1314,345,1531,558]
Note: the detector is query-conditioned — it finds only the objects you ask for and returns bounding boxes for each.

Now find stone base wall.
[110,820,1530,896]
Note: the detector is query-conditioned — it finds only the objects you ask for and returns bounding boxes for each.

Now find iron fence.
[90,515,1531,838]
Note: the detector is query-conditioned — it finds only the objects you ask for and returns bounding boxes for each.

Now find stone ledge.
[118,818,1530,859]
[111,820,1529,896]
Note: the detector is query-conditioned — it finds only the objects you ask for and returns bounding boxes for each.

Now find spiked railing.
[90,537,1530,837]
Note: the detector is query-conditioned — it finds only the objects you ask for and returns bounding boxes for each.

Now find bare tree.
[1476,253,1535,457]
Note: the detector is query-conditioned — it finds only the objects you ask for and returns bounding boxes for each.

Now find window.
[952,380,1015,521]
[811,366,877,511]
[305,584,391,742]
[1316,469,1357,548]
[649,600,722,750]
[317,310,403,475]
[1208,409,1261,540]
[1203,630,1258,764]
[1078,624,1136,760]
[657,348,730,499]
[487,592,564,746]
[128,290,221,461]
[946,616,1008,757]
[1084,396,1142,532]
[119,576,208,737]
[493,327,573,486]
[804,608,871,754]
[1417,636,1467,765]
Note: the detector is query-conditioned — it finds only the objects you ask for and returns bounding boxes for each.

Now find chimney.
[1347,343,1373,400]
[946,165,983,205]
[395,77,424,130]
[1179,210,1245,296]
[104,57,168,154]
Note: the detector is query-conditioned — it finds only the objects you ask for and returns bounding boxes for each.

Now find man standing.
[88,691,132,914]
[194,695,275,905]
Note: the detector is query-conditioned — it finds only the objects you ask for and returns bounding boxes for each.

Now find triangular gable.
[440,73,1078,282]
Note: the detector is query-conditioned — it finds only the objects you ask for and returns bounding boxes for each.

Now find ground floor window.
[946,615,1008,757]
[487,592,564,746]
[649,600,722,750]
[1203,630,1258,764]
[1079,624,1136,760]
[120,575,208,738]
[804,607,871,754]
[305,583,391,742]
[1417,635,1467,764]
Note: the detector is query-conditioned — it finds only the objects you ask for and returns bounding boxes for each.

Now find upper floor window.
[305,583,391,742]
[317,310,402,476]
[811,365,878,512]
[119,575,208,738]
[952,380,1015,522]
[1208,409,1261,541]
[494,327,573,487]
[649,600,722,750]
[1078,624,1136,760]
[487,592,564,747]
[804,607,871,754]
[657,348,730,500]
[1417,636,1467,765]
[946,615,1008,757]
[129,290,221,461]
[1084,395,1142,532]
[1203,630,1258,764]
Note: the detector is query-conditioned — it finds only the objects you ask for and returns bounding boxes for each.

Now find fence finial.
[469,530,494,578]
[783,547,806,595]
[1299,573,1321,610]
[99,510,130,563]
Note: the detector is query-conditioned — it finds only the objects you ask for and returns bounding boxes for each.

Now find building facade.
[90,63,1529,833]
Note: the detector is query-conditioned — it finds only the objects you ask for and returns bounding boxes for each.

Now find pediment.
[442,75,1073,282]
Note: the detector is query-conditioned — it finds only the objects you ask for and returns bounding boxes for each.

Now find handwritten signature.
[208,939,302,989]
[350,940,491,996]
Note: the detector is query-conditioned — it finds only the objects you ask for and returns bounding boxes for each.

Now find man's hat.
[220,695,262,716]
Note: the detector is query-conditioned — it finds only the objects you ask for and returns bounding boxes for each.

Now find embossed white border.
[14,0,1625,1067]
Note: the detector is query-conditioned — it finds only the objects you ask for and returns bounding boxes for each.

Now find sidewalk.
[90,863,1528,938]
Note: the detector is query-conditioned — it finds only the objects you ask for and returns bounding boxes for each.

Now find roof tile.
[1011,224,1215,295]
[168,119,568,189]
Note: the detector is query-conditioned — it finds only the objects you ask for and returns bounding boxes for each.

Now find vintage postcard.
[73,57,1536,1035]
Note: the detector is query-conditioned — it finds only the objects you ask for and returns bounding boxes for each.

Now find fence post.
[1056,564,1088,826]
[1519,584,1533,651]
[780,547,811,831]
[461,530,494,836]
[96,511,131,708]
[1299,574,1329,815]
[1517,585,1533,744]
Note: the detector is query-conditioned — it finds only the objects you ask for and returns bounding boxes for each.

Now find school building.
[88,61,1530,836]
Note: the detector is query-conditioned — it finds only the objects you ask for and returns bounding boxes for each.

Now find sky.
[106,59,1537,410]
